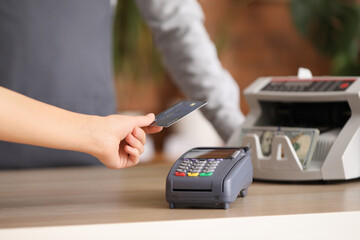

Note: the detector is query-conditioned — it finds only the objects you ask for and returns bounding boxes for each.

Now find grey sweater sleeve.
[135,0,244,141]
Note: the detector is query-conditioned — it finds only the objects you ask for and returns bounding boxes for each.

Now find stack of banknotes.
[240,127,320,169]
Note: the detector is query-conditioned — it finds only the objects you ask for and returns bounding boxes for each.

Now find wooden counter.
[1,162,359,230]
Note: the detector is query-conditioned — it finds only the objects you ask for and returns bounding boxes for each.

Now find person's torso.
[0,0,116,168]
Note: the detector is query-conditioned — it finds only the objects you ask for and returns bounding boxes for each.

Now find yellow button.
[187,172,199,177]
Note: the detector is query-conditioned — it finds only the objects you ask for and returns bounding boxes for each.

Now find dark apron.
[0,0,116,168]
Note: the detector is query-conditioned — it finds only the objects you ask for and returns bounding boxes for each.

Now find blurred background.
[112,0,360,161]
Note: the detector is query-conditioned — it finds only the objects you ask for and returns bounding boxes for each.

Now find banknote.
[239,126,319,169]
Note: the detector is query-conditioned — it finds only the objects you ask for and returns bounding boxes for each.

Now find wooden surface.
[1,162,360,229]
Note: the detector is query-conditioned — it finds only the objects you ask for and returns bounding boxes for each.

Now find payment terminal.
[166,147,253,209]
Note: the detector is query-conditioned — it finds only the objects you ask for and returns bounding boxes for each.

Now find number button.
[178,166,188,170]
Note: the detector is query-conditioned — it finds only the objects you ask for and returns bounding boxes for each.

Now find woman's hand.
[86,113,162,169]
[0,86,162,169]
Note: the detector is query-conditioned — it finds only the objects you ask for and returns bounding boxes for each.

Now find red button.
[175,172,185,177]
[340,82,349,89]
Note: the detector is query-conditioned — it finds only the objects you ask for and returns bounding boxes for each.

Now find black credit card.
[150,100,207,127]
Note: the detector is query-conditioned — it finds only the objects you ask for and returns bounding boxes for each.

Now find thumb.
[133,113,155,128]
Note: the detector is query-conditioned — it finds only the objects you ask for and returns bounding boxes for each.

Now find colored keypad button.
[200,172,213,177]
[340,82,349,89]
[175,172,186,177]
[187,172,199,177]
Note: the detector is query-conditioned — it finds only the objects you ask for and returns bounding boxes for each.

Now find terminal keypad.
[175,158,224,177]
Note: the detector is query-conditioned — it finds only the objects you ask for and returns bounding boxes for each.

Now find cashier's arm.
[0,86,162,169]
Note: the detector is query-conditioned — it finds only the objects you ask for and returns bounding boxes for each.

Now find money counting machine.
[228,76,360,181]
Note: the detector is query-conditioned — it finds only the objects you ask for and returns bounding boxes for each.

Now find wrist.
[77,115,108,159]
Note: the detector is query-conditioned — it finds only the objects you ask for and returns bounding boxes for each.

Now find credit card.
[150,100,207,127]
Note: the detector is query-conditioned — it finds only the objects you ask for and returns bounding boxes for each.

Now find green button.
[200,172,213,177]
